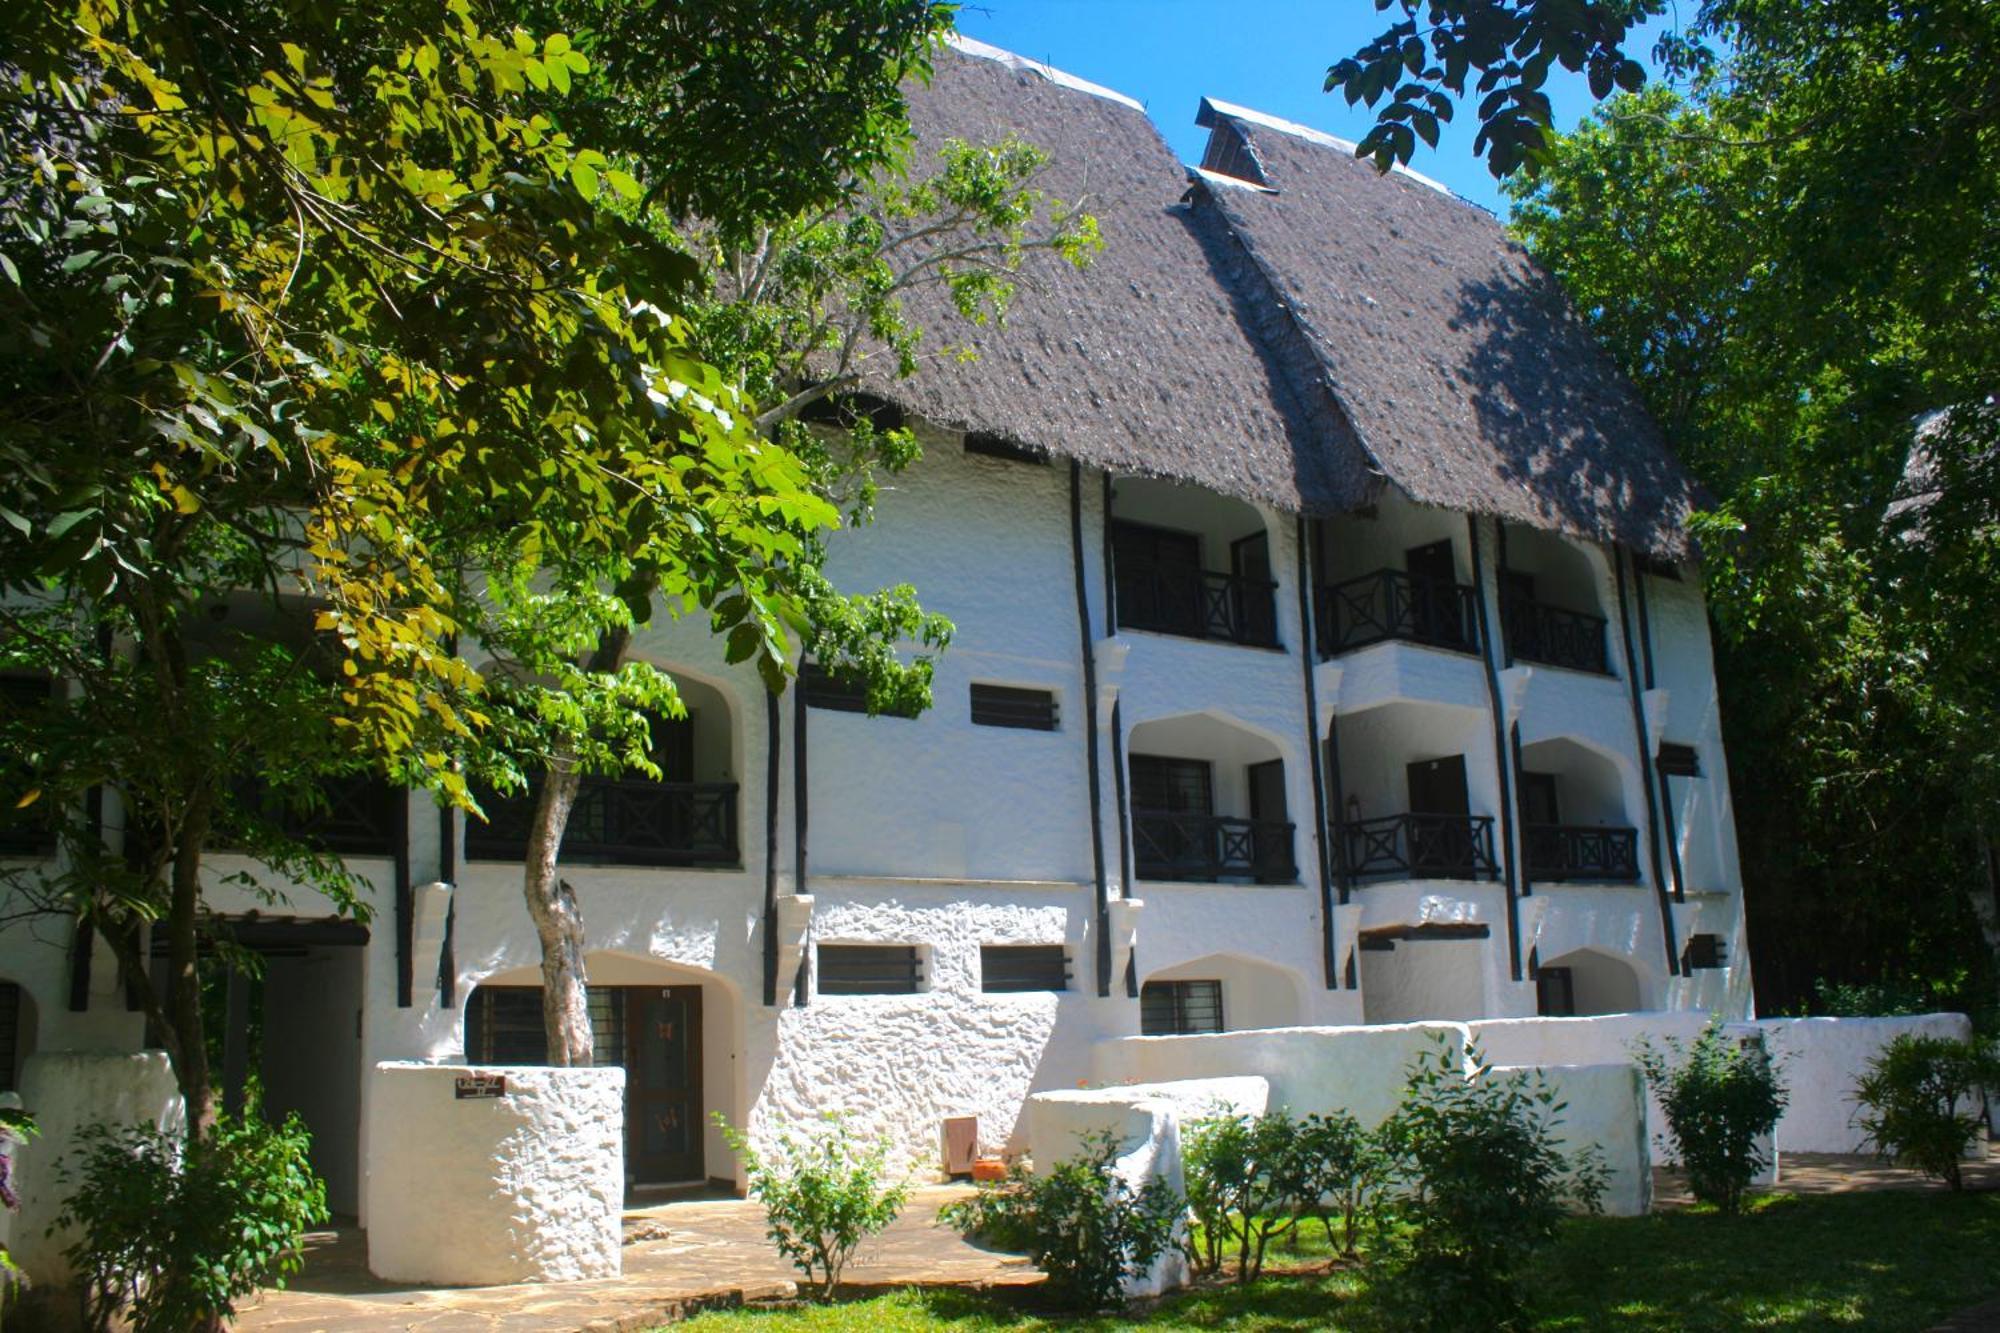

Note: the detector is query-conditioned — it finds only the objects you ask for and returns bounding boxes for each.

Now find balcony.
[1115,561,1279,648]
[1502,596,1610,674]
[468,779,740,868]
[1333,812,1499,883]
[1523,823,1640,883]
[1133,810,1296,884]
[1316,568,1481,658]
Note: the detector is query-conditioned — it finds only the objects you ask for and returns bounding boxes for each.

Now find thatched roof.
[856,39,1364,513]
[854,39,1694,556]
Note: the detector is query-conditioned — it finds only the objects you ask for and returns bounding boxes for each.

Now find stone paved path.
[235,1185,1036,1333]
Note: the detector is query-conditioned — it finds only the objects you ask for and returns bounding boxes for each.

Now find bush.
[1853,1034,2000,1191]
[940,1131,1179,1311]
[56,1112,327,1333]
[1375,1038,1605,1331]
[1632,1022,1787,1214]
[1182,1107,1385,1282]
[716,1112,909,1300]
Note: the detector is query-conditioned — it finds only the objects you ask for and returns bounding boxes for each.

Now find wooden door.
[1520,771,1560,826]
[1246,759,1292,882]
[1229,532,1277,643]
[1404,540,1466,647]
[1407,755,1470,815]
[1406,755,1473,876]
[625,987,703,1184]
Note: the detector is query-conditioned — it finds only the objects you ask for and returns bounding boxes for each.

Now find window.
[466,985,624,1067]
[964,433,1046,465]
[1682,934,1727,971]
[970,684,1058,731]
[800,663,917,718]
[1130,755,1213,818]
[1656,743,1701,778]
[817,945,923,995]
[1140,979,1223,1035]
[981,945,1070,993]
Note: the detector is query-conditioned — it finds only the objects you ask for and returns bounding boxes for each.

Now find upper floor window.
[970,684,1058,732]
[818,944,925,996]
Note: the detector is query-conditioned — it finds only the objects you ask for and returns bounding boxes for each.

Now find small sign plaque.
[455,1072,506,1100]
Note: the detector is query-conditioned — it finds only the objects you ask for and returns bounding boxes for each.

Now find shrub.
[1182,1107,1385,1282]
[1853,1034,2000,1191]
[716,1112,909,1300]
[56,1112,327,1333]
[940,1131,1179,1311]
[1375,1038,1605,1331]
[1632,1022,1787,1214]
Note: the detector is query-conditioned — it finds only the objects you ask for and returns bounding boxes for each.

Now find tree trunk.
[522,765,594,1066]
[168,788,215,1132]
[1968,827,2000,1010]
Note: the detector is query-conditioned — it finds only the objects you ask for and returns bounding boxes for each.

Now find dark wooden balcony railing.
[1316,568,1481,658]
[468,779,739,868]
[1523,823,1640,882]
[1334,812,1499,882]
[1114,561,1280,648]
[1501,596,1610,674]
[1132,810,1296,883]
[221,774,403,858]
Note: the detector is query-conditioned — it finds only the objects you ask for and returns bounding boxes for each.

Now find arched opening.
[1108,476,1279,648]
[1330,700,1498,884]
[1126,713,1295,884]
[466,671,741,869]
[1533,947,1642,1017]
[467,952,742,1189]
[1140,952,1304,1034]
[1517,738,1640,883]
[1498,526,1611,674]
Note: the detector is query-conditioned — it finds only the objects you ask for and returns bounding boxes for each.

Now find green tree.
[1503,1,2000,1014]
[0,0,956,1118]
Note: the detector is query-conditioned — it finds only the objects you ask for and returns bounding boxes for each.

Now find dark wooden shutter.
[981,945,1070,992]
[970,684,1058,731]
[817,945,923,995]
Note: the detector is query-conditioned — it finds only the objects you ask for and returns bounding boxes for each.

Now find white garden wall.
[9,1050,185,1286]
[1096,1021,1468,1128]
[1490,1062,1652,1216]
[366,1063,624,1284]
[1731,1013,1975,1154]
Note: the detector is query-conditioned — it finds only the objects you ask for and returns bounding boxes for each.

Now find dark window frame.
[800,662,919,719]
[1682,934,1727,970]
[981,944,1071,993]
[970,683,1059,732]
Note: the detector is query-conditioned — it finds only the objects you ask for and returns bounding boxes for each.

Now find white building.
[0,39,1753,1220]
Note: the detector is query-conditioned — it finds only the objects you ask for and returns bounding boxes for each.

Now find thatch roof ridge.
[853,39,1694,557]
[851,41,1337,513]
[1192,106,1697,557]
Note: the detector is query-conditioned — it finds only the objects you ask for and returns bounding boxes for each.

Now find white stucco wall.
[1490,1062,1652,1216]
[1733,1013,1975,1154]
[1096,1021,1469,1129]
[10,1050,185,1286]
[366,1063,625,1285]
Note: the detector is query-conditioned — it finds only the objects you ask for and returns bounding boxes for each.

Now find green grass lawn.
[678,1190,2000,1331]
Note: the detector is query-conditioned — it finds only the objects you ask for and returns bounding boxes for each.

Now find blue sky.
[951,0,1672,217]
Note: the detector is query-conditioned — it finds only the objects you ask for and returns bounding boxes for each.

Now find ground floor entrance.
[465,982,706,1184]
